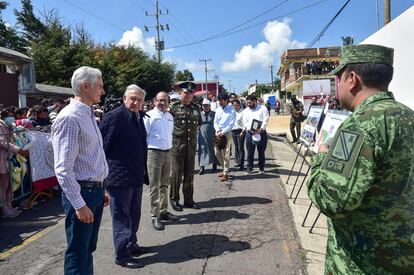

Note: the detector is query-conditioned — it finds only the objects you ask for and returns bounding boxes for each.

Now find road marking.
[0,223,58,260]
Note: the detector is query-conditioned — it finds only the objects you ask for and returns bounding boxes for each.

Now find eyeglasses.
[155,99,168,103]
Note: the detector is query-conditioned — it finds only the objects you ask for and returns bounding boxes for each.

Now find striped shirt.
[51,99,108,210]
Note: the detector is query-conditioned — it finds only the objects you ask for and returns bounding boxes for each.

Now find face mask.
[4,117,15,126]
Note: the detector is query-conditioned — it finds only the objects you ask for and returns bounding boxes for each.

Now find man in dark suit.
[99,84,149,269]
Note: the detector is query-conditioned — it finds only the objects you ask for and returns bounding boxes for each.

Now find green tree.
[14,0,45,45]
[0,1,26,52]
[175,69,194,81]
[255,84,272,97]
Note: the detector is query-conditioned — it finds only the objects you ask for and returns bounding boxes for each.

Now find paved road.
[0,140,305,275]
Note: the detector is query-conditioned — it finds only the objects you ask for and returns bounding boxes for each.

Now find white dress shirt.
[232,109,244,130]
[52,99,108,210]
[242,104,269,131]
[214,104,236,134]
[144,107,174,150]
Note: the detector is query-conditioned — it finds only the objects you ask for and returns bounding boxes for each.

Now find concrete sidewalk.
[0,141,307,275]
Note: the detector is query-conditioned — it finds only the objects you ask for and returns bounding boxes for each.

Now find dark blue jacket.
[99,104,147,188]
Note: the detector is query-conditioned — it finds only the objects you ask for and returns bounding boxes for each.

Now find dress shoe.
[152,218,165,231]
[170,200,183,212]
[234,163,241,167]
[160,212,179,221]
[129,245,151,256]
[217,172,224,177]
[184,202,201,209]
[220,175,229,182]
[198,166,205,175]
[238,165,245,171]
[212,163,217,171]
[115,259,144,269]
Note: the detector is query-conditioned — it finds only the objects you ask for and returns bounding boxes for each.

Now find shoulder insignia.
[322,129,365,178]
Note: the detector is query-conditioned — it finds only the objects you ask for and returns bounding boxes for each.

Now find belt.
[148,148,170,152]
[77,180,106,189]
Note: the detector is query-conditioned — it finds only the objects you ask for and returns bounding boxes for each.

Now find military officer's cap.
[330,44,394,75]
[179,81,197,93]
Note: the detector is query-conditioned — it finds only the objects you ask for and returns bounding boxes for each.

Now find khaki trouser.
[147,149,172,217]
[214,131,233,175]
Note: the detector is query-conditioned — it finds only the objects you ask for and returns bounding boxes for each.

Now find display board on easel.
[299,105,324,147]
[313,110,350,153]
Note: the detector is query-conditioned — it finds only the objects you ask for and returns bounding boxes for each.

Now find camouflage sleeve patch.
[307,127,375,218]
[322,130,365,179]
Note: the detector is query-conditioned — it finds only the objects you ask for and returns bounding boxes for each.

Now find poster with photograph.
[313,110,350,153]
[299,106,324,146]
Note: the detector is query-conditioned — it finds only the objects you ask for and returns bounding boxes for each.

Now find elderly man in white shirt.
[241,94,269,174]
[52,66,109,274]
[144,91,178,231]
[213,92,236,181]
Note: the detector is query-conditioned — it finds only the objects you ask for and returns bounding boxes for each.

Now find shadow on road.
[0,193,64,253]
[138,234,250,266]
[196,196,272,209]
[167,210,249,225]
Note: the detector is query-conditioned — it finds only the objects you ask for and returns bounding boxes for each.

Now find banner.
[28,131,56,182]
[299,106,324,147]
[313,110,350,153]
[303,79,331,96]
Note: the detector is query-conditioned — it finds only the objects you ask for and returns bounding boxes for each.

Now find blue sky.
[4,0,414,93]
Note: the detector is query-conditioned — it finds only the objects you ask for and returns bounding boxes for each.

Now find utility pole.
[376,0,380,30]
[384,0,391,25]
[145,0,169,63]
[199,58,212,92]
[270,65,275,93]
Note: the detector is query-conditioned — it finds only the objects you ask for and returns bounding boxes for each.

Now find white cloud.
[117,27,156,54]
[222,19,306,72]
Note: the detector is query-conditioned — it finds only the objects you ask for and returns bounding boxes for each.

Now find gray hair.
[124,84,146,97]
[71,66,102,96]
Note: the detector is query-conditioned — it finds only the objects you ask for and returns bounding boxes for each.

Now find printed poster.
[313,110,350,153]
[299,106,324,147]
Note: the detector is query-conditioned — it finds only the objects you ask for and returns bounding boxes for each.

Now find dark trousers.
[107,186,143,263]
[231,129,245,166]
[170,153,195,204]
[290,118,301,141]
[245,131,268,170]
[62,186,105,275]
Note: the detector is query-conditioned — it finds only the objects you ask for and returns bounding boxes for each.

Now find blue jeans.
[62,187,105,275]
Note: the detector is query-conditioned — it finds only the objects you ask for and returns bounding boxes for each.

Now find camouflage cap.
[330,44,394,75]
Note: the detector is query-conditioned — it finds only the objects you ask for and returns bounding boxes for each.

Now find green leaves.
[4,0,176,101]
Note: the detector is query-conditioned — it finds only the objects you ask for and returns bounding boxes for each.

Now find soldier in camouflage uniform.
[307,44,414,274]
[169,81,202,211]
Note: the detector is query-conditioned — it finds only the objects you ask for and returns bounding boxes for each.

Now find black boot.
[199,166,205,175]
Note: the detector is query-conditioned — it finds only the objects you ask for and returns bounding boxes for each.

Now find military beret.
[330,44,394,75]
[179,81,197,93]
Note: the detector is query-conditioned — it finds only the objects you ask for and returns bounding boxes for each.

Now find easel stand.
[285,143,303,185]
[289,144,310,198]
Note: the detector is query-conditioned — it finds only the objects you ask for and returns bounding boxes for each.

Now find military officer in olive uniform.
[307,44,414,274]
[169,81,202,211]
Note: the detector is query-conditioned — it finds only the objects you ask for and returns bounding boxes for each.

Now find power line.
[63,0,126,32]
[166,0,328,49]
[128,0,147,13]
[306,0,352,48]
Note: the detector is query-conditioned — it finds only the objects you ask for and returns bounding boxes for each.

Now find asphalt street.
[0,137,306,275]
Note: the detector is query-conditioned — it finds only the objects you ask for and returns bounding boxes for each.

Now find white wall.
[362,5,414,110]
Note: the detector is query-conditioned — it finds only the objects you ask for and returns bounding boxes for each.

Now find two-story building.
[277,47,340,113]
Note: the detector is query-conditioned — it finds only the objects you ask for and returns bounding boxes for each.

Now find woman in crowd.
[0,108,29,218]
